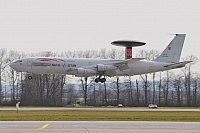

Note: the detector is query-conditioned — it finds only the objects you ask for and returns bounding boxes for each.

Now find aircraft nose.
[10,62,16,69]
[10,62,21,71]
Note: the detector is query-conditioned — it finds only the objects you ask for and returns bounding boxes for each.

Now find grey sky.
[0,0,199,60]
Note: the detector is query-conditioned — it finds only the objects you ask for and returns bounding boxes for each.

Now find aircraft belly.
[131,62,170,75]
[32,66,48,74]
[127,63,144,76]
[130,62,151,75]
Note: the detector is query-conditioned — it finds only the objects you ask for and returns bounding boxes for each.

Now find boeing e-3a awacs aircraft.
[10,34,191,83]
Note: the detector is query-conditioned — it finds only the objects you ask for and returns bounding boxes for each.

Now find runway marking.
[36,124,49,130]
[26,124,49,133]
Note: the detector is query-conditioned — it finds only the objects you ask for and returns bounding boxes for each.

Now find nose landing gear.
[27,73,33,80]
[27,75,33,80]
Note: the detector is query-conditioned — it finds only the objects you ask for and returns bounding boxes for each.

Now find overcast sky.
[0,0,199,60]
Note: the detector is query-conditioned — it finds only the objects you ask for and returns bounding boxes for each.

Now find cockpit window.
[14,60,22,63]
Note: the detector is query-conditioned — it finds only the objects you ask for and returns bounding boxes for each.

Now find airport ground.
[0,107,200,133]
[1,106,200,112]
[0,121,200,133]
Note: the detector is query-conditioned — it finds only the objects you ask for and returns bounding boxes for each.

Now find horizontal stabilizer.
[164,61,192,68]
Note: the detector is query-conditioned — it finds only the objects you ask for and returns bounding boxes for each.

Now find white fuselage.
[10,34,189,81]
[10,57,175,77]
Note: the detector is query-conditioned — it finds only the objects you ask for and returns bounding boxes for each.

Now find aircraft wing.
[66,58,144,77]
[67,58,145,72]
[112,58,145,71]
[164,61,192,68]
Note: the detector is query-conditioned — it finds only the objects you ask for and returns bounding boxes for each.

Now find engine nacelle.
[77,68,97,75]
[96,64,117,71]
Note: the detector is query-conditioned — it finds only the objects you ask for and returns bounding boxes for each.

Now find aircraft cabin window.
[32,62,51,66]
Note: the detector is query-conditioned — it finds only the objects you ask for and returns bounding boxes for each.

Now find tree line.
[0,48,199,107]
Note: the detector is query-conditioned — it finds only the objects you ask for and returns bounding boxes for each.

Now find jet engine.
[96,64,117,71]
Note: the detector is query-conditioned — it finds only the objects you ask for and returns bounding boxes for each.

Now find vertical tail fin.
[155,34,186,63]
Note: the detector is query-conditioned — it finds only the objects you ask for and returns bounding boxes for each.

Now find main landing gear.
[95,77,106,83]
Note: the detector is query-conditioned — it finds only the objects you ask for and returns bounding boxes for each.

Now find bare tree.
[192,75,198,106]
[165,71,169,106]
[6,50,23,104]
[60,75,66,106]
[127,77,134,106]
[66,83,77,105]
[158,72,162,105]
[172,74,184,106]
[182,54,198,106]
[98,49,107,59]
[0,48,8,105]
[135,79,140,106]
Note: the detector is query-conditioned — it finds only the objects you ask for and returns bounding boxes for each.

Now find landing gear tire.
[95,78,101,83]
[95,77,106,83]
[100,78,106,83]
[28,75,33,80]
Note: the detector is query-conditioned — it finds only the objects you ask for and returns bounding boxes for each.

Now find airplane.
[10,34,191,83]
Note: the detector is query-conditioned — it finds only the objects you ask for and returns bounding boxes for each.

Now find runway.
[0,121,200,133]
[0,108,199,132]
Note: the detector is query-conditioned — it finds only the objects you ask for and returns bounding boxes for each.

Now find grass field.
[0,110,200,121]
